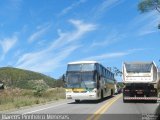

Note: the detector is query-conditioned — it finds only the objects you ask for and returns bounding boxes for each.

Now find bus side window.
[98,75,101,81]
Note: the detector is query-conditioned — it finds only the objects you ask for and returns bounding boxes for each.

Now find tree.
[112,67,122,76]
[138,0,160,29]
[158,23,160,29]
[107,67,122,77]
[138,0,160,13]
[56,75,65,87]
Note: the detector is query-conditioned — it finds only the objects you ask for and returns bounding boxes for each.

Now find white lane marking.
[24,102,67,114]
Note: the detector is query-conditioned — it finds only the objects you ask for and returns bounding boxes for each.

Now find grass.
[0,88,65,111]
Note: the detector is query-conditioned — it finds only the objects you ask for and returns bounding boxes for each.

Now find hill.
[0,67,63,89]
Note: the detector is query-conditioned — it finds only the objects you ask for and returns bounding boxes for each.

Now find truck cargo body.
[122,62,158,102]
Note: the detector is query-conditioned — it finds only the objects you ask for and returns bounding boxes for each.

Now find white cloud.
[0,35,17,61]
[0,35,17,54]
[16,19,96,73]
[138,15,160,36]
[128,11,160,36]
[84,52,129,61]
[127,48,145,52]
[83,48,144,61]
[59,0,87,16]
[97,0,119,11]
[28,24,51,43]
[93,0,123,19]
[90,31,125,48]
[17,45,80,73]
[46,19,96,50]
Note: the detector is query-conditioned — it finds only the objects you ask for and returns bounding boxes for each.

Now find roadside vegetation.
[0,67,65,111]
[0,88,65,111]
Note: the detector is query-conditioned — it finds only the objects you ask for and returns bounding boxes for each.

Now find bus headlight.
[66,89,72,93]
[91,88,97,93]
[66,90,72,93]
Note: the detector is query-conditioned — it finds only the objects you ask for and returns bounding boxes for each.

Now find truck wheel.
[75,100,80,103]
[123,99,127,103]
[123,97,127,103]
[151,100,157,103]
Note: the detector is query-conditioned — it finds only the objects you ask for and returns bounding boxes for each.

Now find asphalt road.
[1,94,160,120]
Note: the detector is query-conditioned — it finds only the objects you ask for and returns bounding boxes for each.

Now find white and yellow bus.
[65,61,115,102]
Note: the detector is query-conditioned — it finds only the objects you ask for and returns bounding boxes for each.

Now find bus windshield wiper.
[81,79,88,89]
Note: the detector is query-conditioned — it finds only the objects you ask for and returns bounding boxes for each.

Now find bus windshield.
[125,63,152,73]
[67,64,95,71]
[66,72,96,89]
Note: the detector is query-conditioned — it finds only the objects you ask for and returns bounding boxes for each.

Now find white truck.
[122,62,159,103]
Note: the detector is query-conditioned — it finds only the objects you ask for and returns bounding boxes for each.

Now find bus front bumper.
[66,92,98,100]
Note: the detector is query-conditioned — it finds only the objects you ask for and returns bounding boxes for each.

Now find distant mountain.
[0,67,63,89]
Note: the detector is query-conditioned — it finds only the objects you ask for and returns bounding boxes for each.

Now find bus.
[64,61,115,102]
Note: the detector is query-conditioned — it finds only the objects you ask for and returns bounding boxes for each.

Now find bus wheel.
[111,89,113,96]
[75,100,80,103]
[101,90,104,100]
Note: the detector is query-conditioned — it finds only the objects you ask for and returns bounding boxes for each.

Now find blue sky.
[0,0,159,81]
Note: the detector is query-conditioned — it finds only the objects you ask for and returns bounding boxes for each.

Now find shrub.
[33,80,49,97]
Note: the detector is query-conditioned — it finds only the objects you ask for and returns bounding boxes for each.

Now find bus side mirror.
[62,74,66,82]
[64,84,67,88]
[98,76,101,80]
[62,74,67,88]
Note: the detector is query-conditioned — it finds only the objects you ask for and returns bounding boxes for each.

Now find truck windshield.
[67,64,95,71]
[66,72,96,89]
[125,63,152,73]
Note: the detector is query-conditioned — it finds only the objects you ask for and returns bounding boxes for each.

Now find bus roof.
[68,61,98,65]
